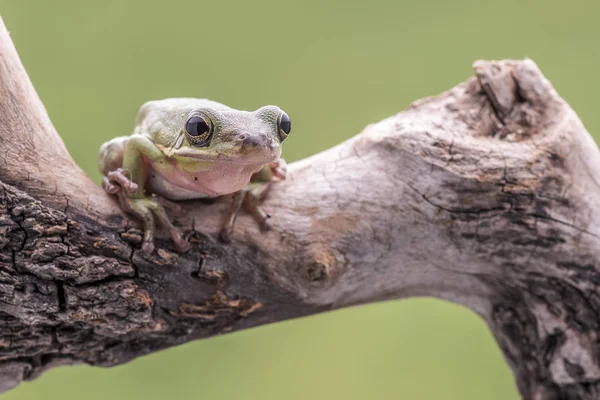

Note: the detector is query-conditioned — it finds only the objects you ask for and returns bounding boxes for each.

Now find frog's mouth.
[171,147,281,166]
[163,130,282,166]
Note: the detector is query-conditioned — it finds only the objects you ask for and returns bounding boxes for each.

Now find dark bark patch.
[563,359,586,380]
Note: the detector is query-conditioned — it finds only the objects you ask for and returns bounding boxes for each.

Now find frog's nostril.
[240,134,277,151]
[238,134,247,140]
[242,136,263,148]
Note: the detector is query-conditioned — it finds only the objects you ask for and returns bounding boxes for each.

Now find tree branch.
[1,17,599,399]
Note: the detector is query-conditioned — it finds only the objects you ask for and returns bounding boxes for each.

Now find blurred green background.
[2,0,599,399]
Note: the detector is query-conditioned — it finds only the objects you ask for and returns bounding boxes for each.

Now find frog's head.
[179,105,290,165]
[139,99,291,168]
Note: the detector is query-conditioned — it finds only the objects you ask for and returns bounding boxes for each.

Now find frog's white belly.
[146,167,214,201]
[145,162,263,201]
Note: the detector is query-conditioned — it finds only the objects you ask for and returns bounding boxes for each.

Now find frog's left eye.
[277,112,291,141]
[185,115,213,147]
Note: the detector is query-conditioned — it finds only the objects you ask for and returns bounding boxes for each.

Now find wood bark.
[1,17,599,399]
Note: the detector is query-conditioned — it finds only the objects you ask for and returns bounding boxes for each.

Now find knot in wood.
[306,261,329,282]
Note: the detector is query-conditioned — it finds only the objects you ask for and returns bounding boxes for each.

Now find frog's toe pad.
[102,177,121,194]
[259,217,272,231]
[219,228,233,243]
[171,231,191,253]
[141,240,155,256]
[106,184,120,194]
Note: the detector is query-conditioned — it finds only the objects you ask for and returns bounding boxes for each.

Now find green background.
[2,1,599,399]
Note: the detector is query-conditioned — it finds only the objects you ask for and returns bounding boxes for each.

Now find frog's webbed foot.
[117,192,190,255]
[219,158,286,242]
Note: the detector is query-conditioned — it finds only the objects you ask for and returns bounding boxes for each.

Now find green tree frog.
[98,98,290,255]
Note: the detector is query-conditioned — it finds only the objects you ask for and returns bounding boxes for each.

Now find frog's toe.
[127,182,139,194]
[170,229,190,253]
[250,207,271,231]
[141,240,155,256]
[174,238,190,253]
[259,215,272,231]
[219,226,233,243]
[107,168,139,194]
[102,177,120,194]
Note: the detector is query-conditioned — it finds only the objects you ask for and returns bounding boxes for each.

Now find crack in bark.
[55,281,66,312]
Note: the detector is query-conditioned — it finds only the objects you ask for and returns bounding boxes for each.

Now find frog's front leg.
[219,158,287,242]
[106,135,190,254]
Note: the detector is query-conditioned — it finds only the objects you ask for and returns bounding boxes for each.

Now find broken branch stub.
[1,17,600,400]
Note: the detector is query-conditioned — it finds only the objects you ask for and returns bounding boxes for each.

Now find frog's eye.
[185,115,213,147]
[277,112,291,141]
[186,116,211,137]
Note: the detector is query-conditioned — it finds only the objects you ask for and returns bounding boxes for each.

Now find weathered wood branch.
[1,18,599,399]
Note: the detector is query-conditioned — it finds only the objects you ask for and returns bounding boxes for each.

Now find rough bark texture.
[0,18,599,400]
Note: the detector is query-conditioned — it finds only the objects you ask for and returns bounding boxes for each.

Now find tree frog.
[98,98,290,255]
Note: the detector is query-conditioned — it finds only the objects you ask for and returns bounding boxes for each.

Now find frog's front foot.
[269,158,287,181]
[105,168,139,194]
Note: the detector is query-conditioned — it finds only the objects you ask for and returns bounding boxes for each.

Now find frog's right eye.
[185,115,213,147]
[277,111,291,142]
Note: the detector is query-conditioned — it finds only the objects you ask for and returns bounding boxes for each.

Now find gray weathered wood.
[1,17,599,399]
